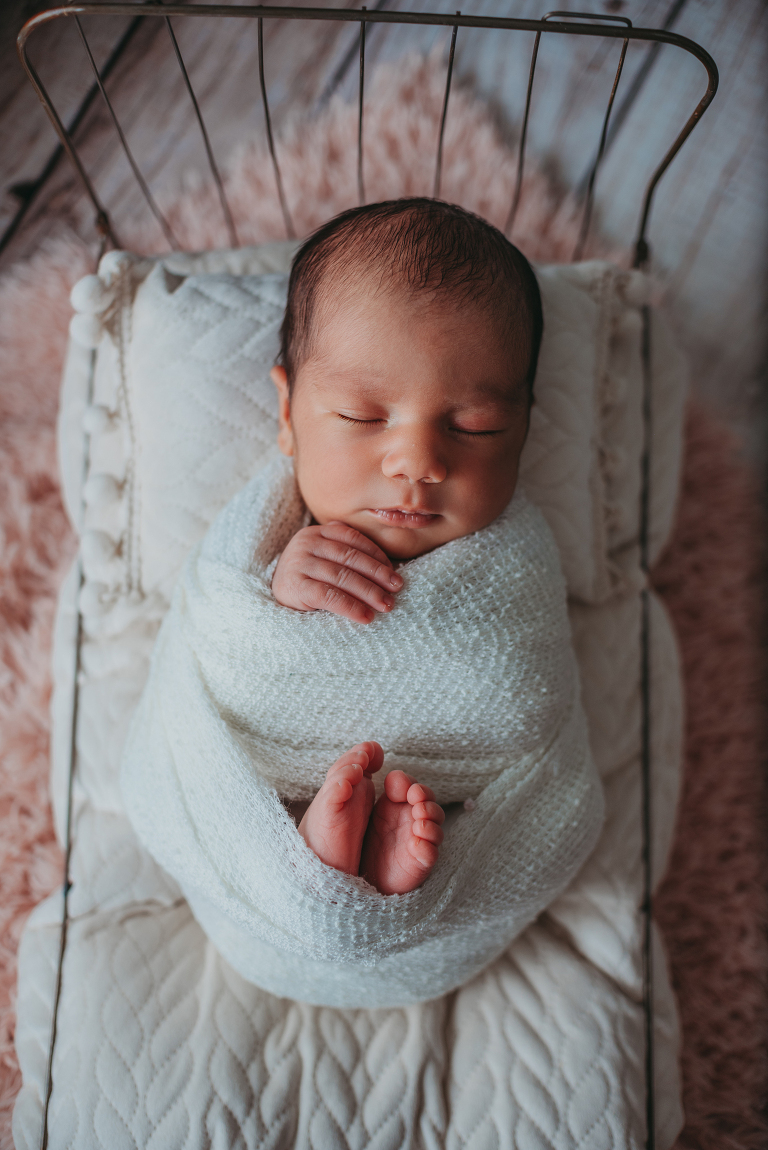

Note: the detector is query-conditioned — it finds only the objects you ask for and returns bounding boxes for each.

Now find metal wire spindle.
[358,9,366,206]
[572,19,631,260]
[164,14,239,248]
[506,10,632,247]
[37,221,108,1149]
[258,16,296,239]
[637,284,656,1150]
[74,15,180,249]
[13,51,120,249]
[433,16,458,200]
[504,25,539,238]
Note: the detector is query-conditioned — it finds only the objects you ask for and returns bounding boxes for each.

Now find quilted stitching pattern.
[548,594,684,993]
[518,266,603,602]
[18,904,448,1150]
[128,269,285,602]
[11,897,62,1150]
[68,808,181,918]
[447,925,646,1150]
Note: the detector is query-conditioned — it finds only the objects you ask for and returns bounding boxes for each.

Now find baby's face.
[271,286,530,560]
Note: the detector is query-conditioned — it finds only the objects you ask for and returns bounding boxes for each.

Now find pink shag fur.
[0,239,89,1143]
[653,411,768,1150]
[0,53,765,1149]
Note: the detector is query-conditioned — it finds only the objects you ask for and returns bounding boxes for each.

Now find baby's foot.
[360,771,445,895]
[298,742,383,875]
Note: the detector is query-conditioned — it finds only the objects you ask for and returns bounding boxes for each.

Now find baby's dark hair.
[279,198,543,403]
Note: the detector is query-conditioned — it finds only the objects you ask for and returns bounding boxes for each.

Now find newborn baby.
[122,198,602,1008]
[268,197,541,895]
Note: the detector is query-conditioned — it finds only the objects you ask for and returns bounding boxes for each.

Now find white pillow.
[62,241,686,613]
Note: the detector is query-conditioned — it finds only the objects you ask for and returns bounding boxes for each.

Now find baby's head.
[270,198,542,560]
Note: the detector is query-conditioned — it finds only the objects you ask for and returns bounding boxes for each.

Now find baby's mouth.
[369,508,440,528]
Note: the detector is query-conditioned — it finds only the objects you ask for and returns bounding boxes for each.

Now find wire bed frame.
[16,7,719,1150]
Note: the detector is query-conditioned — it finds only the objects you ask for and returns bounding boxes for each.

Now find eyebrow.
[321,369,387,387]
[453,382,520,405]
[308,370,520,404]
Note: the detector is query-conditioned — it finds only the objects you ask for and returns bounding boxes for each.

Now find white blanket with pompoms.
[120,455,603,1008]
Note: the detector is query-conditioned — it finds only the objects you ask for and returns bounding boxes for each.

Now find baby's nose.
[381,433,447,484]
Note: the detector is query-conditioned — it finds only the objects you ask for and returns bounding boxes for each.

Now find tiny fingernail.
[382,596,394,609]
[389,574,402,587]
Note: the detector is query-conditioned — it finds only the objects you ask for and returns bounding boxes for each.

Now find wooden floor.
[1,0,766,459]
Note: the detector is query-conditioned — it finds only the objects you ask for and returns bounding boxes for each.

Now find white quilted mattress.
[12,247,686,1150]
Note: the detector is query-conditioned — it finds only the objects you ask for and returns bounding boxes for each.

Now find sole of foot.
[298,741,383,875]
[360,769,445,895]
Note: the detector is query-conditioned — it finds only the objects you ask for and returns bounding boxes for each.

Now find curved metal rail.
[18,4,718,265]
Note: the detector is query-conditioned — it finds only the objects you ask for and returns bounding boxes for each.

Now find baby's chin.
[347,511,475,562]
[373,529,454,562]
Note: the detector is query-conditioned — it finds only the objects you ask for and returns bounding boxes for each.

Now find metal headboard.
[16,8,719,1149]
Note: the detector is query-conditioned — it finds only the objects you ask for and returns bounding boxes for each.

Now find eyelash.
[337,415,503,437]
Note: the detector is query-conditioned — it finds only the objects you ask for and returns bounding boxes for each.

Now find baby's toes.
[412,817,443,846]
[408,834,440,871]
[330,745,370,775]
[359,741,384,777]
[406,782,435,806]
[323,761,363,805]
[384,769,414,803]
[411,800,445,826]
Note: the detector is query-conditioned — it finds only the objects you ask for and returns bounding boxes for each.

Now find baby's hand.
[271,522,403,624]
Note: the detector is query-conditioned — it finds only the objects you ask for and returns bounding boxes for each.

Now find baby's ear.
[270,366,294,457]
[271,364,288,393]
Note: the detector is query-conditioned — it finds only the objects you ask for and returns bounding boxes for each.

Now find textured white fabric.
[13,240,689,1147]
[14,584,684,1150]
[13,892,682,1150]
[121,455,604,1007]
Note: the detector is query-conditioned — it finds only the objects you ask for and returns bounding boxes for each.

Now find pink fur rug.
[0,54,765,1149]
[653,414,768,1150]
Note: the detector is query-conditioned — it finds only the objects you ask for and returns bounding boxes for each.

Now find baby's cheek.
[295,457,358,526]
[456,469,518,534]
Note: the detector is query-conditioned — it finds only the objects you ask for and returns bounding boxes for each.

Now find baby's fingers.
[320,522,393,568]
[311,535,402,594]
[298,578,377,624]
[300,559,395,615]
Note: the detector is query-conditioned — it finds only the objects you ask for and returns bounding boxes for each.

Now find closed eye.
[337,414,385,427]
[337,415,504,436]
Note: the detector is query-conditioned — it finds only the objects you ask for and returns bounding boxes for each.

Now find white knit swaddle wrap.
[121,456,603,1008]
